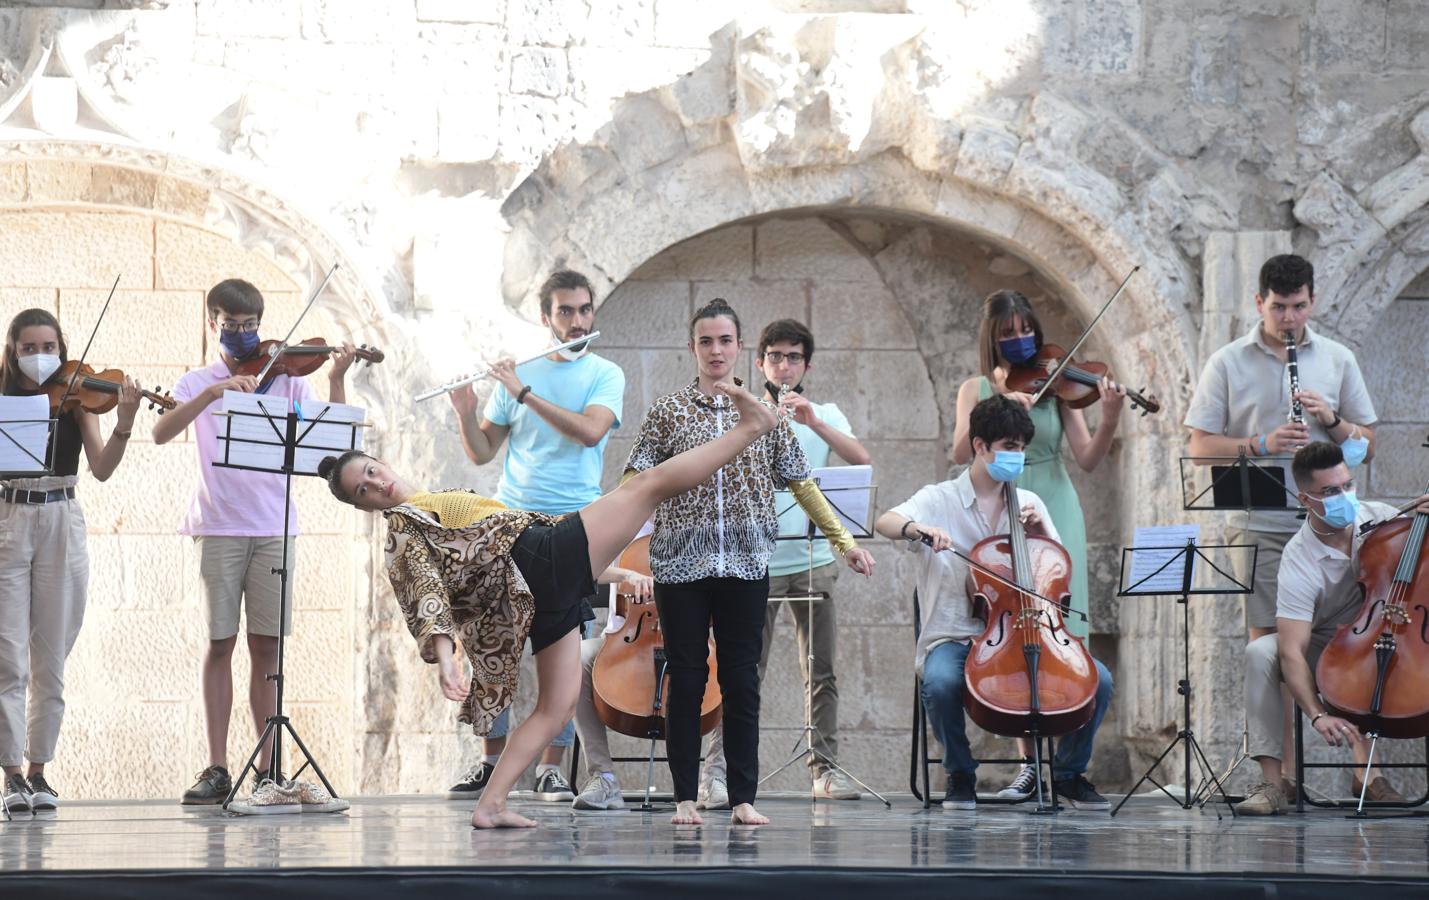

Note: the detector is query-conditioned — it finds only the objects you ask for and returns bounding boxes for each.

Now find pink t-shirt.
[172,359,317,537]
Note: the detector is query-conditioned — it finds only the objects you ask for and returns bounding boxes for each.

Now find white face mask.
[18,353,61,385]
[554,330,591,361]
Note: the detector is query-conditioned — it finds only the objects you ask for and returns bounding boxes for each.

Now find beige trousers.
[0,476,88,767]
[1245,632,1327,761]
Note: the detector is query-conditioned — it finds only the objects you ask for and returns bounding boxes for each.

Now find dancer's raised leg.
[579,381,776,574]
[470,628,581,829]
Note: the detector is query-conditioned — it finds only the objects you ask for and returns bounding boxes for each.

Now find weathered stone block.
[196,0,301,38]
[418,0,505,25]
[302,0,416,43]
[1359,297,1429,423]
[24,161,93,202]
[434,91,501,162]
[0,161,26,202]
[507,0,588,46]
[1369,425,1429,500]
[754,217,881,283]
[154,176,211,221]
[154,221,297,292]
[510,46,569,97]
[0,212,153,289]
[586,0,655,46]
[0,287,58,317]
[1311,0,1387,74]
[1388,0,1429,70]
[692,278,806,350]
[815,349,941,441]
[629,225,754,281]
[809,280,917,349]
[60,289,204,367]
[598,279,692,348]
[82,442,200,535]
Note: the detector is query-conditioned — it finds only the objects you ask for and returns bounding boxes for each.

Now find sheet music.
[293,401,365,475]
[776,464,873,539]
[0,395,53,475]
[1128,524,1201,594]
[216,391,290,471]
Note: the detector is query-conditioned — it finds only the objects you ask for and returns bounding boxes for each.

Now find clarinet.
[777,382,792,421]
[1284,330,1305,425]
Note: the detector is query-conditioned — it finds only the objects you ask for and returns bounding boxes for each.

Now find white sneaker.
[3,773,33,814]
[572,773,625,810]
[697,776,730,810]
[812,768,862,800]
[26,773,59,811]
[292,779,350,813]
[229,778,303,815]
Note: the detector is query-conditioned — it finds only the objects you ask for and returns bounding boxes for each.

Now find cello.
[962,478,1099,739]
[1315,480,1429,740]
[591,535,722,739]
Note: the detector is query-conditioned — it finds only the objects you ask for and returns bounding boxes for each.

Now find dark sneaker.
[1053,775,1110,811]
[942,773,977,811]
[996,763,1044,800]
[533,767,575,802]
[446,762,495,800]
[181,765,233,805]
[4,772,33,814]
[26,773,59,811]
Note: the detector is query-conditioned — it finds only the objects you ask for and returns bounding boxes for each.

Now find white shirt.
[890,470,1059,674]
[1276,499,1397,640]
[1184,324,1376,533]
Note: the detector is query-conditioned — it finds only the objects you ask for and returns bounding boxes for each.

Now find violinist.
[445,269,625,806]
[0,309,140,814]
[951,289,1124,799]
[1185,255,1377,645]
[877,395,1114,812]
[1235,442,1425,815]
[624,299,875,827]
[316,379,778,829]
[152,279,355,806]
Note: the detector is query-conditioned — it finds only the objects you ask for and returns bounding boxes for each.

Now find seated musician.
[1236,442,1429,815]
[315,380,776,829]
[875,395,1114,811]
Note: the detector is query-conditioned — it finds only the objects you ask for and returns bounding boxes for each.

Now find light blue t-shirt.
[483,353,625,515]
[768,400,855,577]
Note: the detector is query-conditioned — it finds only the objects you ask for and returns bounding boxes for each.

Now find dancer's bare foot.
[715,380,777,434]
[731,803,769,825]
[471,806,538,829]
[671,800,704,825]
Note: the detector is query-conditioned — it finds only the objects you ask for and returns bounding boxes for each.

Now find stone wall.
[0,1,1426,799]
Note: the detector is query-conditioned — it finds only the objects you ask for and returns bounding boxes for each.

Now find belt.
[1,486,76,504]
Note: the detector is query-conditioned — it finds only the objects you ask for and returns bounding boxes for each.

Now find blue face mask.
[1340,434,1369,467]
[220,329,260,358]
[987,450,1026,483]
[1316,491,1360,530]
[998,334,1038,365]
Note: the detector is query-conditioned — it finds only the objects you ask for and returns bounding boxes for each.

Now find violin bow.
[1027,265,1140,408]
[47,274,120,468]
[917,533,1089,623]
[253,263,340,386]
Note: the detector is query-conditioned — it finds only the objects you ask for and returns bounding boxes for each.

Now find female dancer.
[950,290,1124,798]
[317,380,777,829]
[1,308,139,813]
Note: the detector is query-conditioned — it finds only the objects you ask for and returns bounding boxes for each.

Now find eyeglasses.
[216,320,260,333]
[763,351,806,365]
[1307,481,1354,499]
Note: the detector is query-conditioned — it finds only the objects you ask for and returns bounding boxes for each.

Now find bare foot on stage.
[715,381,777,434]
[730,803,770,826]
[671,800,704,825]
[471,806,538,829]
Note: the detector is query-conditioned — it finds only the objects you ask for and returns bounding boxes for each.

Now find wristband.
[1311,712,1327,726]
[1327,412,1342,430]
[1258,434,1268,456]
[900,520,916,540]
[516,385,532,405]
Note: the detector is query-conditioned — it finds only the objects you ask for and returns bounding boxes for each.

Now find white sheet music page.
[293,401,366,475]
[1128,524,1202,594]
[216,390,290,471]
[811,464,873,537]
[0,395,54,475]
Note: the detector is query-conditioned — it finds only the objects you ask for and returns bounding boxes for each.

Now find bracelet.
[112,429,132,439]
[900,520,916,539]
[1310,712,1327,726]
[516,385,532,405]
[1257,434,1268,456]
[1327,412,1342,430]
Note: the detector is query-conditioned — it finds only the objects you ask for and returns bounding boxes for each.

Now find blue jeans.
[919,639,1113,782]
[486,619,594,745]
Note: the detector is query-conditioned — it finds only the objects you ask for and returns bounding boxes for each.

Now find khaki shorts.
[1227,527,1293,632]
[196,536,295,640]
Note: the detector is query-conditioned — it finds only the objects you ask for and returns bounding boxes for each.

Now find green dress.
[978,378,1090,639]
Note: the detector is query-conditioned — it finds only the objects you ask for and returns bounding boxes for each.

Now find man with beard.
[444,269,626,804]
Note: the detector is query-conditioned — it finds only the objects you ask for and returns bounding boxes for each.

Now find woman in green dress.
[951,289,1125,798]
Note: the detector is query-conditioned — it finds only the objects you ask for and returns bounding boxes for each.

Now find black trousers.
[655,575,769,806]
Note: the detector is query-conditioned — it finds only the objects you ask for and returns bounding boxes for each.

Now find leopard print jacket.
[626,379,811,582]
[382,503,552,734]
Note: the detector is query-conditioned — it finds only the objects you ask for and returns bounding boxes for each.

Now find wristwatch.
[1327,412,1342,429]
[516,385,533,405]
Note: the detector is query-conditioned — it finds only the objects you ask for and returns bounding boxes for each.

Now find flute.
[414,331,601,402]
[1284,330,1305,425]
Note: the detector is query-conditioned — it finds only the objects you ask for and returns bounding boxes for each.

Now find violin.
[962,479,1099,738]
[1004,343,1161,415]
[46,360,176,415]
[591,535,722,738]
[1315,482,1429,739]
[232,337,384,386]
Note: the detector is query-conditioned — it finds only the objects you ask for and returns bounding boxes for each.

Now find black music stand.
[766,471,889,807]
[1110,538,1255,818]
[0,398,57,822]
[211,394,364,811]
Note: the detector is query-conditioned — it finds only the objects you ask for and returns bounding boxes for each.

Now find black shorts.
[510,513,596,653]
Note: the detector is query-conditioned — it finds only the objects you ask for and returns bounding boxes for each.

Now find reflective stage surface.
[3,792,1428,897]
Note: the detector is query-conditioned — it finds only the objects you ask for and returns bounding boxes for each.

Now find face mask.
[1340,433,1369,467]
[17,353,61,385]
[220,329,260,358]
[998,334,1038,365]
[986,450,1025,483]
[554,328,591,361]
[1315,491,1360,530]
[764,380,804,399]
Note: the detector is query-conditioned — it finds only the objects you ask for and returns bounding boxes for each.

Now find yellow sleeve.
[621,468,638,485]
[788,478,857,558]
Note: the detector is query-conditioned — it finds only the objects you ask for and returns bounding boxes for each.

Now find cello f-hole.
[623,609,648,643]
[1352,599,1383,636]
[986,610,1011,648]
[1416,604,1429,645]
[1041,609,1073,646]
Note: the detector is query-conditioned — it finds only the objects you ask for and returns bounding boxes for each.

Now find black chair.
[1291,703,1429,813]
[909,591,1059,809]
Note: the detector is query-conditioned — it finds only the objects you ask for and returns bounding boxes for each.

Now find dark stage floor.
[4,791,1428,898]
